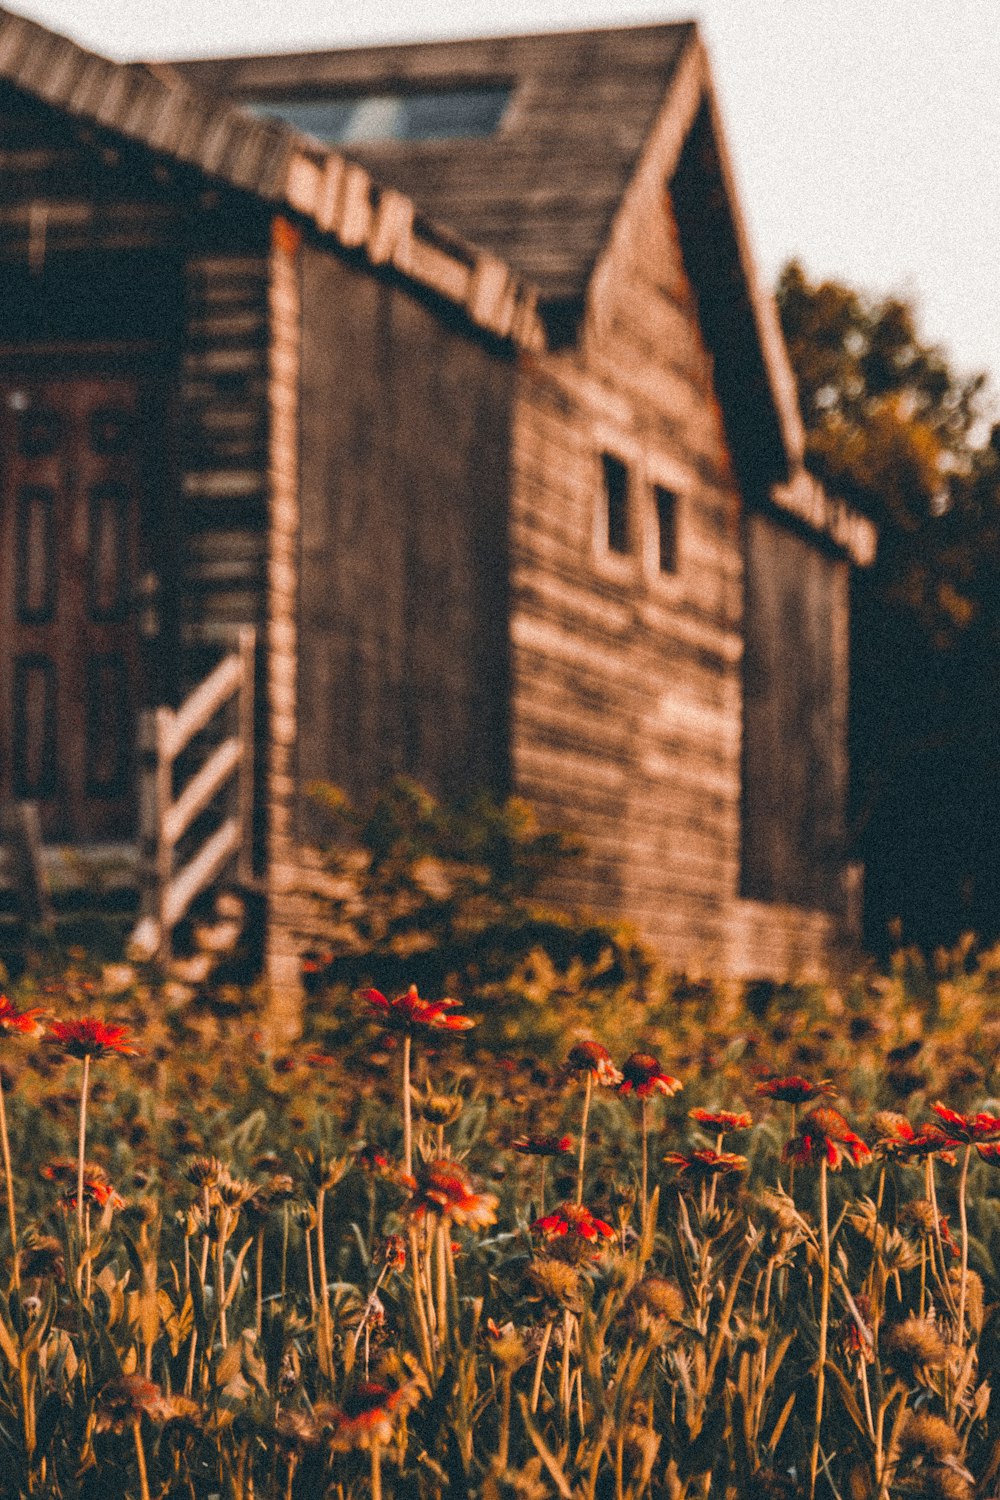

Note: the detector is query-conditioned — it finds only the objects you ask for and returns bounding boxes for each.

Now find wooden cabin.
[0,11,875,1016]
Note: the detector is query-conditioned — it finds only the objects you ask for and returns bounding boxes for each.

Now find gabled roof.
[0,7,875,562]
[172,26,694,305]
[0,4,547,349]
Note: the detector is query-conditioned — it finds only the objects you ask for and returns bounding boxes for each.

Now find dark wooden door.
[0,376,143,842]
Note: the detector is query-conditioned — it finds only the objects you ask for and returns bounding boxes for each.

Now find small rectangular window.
[654,485,678,573]
[602,453,629,554]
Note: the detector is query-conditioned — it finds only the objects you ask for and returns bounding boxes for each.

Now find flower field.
[1,933,1000,1498]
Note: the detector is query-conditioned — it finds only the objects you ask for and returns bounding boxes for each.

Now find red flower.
[929,1101,1000,1144]
[784,1108,872,1170]
[756,1076,836,1105]
[314,1380,423,1451]
[0,996,45,1040]
[511,1134,572,1156]
[47,1018,138,1060]
[663,1149,748,1180]
[41,1159,125,1212]
[532,1201,615,1243]
[362,985,475,1034]
[408,1158,497,1229]
[689,1108,752,1132]
[619,1053,682,1099]
[875,1116,957,1165]
[355,1144,393,1173]
[565,1041,622,1087]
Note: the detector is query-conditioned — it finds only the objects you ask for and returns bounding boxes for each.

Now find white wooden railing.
[131,628,255,962]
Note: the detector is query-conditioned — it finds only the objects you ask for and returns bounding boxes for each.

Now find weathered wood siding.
[509,83,852,976]
[295,244,514,824]
[741,515,848,914]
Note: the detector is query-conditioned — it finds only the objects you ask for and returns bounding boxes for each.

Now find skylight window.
[247,86,511,145]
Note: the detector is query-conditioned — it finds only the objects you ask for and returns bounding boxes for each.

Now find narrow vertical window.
[654,485,678,573]
[602,453,629,554]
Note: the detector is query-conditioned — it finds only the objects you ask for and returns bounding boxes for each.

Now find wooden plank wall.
[293,243,514,827]
[509,91,851,978]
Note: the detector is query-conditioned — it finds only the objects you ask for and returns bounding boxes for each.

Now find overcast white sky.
[8,0,1000,403]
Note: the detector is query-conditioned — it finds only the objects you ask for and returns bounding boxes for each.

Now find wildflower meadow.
[1,787,1000,1497]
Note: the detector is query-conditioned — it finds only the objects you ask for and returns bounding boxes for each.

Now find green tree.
[776,262,1000,949]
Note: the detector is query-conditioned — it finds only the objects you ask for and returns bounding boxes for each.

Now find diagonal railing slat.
[133,626,255,962]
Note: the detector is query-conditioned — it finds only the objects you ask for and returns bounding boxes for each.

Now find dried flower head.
[899,1199,938,1236]
[884,1316,948,1371]
[689,1108,752,1132]
[525,1256,582,1310]
[511,1134,572,1157]
[755,1076,836,1105]
[362,985,475,1034]
[947,1266,985,1333]
[47,1017,137,1060]
[627,1276,684,1326]
[898,1411,961,1461]
[185,1157,226,1190]
[380,1234,407,1272]
[416,1092,464,1127]
[565,1041,622,1087]
[485,1320,528,1370]
[784,1107,872,1170]
[618,1053,682,1098]
[355,1144,393,1174]
[408,1158,498,1229]
[18,1235,64,1282]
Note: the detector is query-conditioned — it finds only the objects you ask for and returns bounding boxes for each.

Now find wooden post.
[237,626,256,887]
[0,802,53,930]
[136,706,174,962]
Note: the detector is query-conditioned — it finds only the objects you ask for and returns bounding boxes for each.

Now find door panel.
[0,376,144,841]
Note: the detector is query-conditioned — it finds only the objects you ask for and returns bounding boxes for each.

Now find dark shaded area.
[296,242,515,829]
[741,514,847,913]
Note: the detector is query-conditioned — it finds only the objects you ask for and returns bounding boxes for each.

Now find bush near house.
[1,788,1000,1495]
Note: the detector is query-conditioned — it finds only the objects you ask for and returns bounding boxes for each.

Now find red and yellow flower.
[689,1108,752,1133]
[47,1017,138,1059]
[756,1076,836,1105]
[532,1201,615,1244]
[929,1101,1000,1144]
[407,1157,497,1229]
[314,1379,423,1451]
[663,1149,748,1180]
[784,1107,872,1171]
[362,985,475,1034]
[565,1041,622,1087]
[0,996,45,1040]
[619,1053,682,1098]
[511,1133,572,1156]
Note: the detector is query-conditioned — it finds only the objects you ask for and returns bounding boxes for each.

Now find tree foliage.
[776,262,1000,949]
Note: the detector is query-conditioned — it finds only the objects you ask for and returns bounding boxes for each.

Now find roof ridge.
[0,3,546,349]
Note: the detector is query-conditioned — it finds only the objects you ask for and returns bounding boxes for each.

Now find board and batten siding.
[294,242,514,826]
[509,82,853,977]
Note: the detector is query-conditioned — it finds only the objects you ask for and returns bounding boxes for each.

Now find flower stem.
[316,1187,332,1379]
[402,1033,413,1179]
[809,1154,830,1500]
[0,1071,20,1290]
[577,1073,593,1206]
[640,1098,649,1228]
[957,1142,972,1348]
[132,1416,152,1500]
[76,1054,90,1240]
[531,1317,554,1413]
[370,1441,383,1500]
